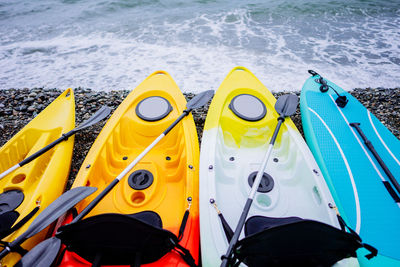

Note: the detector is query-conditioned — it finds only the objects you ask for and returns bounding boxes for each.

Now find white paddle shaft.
[116,133,165,181]
[0,164,20,180]
[249,144,274,199]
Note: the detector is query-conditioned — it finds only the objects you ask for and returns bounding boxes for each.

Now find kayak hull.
[0,89,75,266]
[199,67,353,266]
[300,74,400,266]
[58,71,199,267]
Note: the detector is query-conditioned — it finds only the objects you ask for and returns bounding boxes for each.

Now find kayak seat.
[229,215,376,267]
[244,215,302,237]
[0,190,39,241]
[56,211,196,267]
[126,210,163,228]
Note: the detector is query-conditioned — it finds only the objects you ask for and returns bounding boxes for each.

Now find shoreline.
[1,87,399,187]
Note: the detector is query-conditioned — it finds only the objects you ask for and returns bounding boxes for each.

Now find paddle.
[73,90,213,222]
[16,90,214,267]
[0,186,97,260]
[220,94,299,267]
[14,237,61,267]
[350,122,400,197]
[0,106,111,180]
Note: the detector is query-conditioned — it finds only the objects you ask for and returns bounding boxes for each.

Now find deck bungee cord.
[308,70,348,108]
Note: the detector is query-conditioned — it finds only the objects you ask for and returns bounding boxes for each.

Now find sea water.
[0,0,399,92]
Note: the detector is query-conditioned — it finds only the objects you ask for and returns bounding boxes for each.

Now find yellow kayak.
[0,88,75,266]
[57,71,200,266]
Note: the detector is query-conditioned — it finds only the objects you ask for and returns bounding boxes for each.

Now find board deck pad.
[301,74,400,266]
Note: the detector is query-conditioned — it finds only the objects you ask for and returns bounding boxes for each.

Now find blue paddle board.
[300,71,400,266]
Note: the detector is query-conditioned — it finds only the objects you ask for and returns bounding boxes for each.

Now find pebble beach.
[1,87,399,188]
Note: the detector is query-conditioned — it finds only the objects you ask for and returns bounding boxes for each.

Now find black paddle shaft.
[221,198,253,266]
[12,91,214,267]
[19,131,75,167]
[72,110,191,223]
[72,179,119,222]
[350,123,400,196]
[0,187,97,261]
[220,119,284,267]
[220,94,298,267]
[18,106,111,167]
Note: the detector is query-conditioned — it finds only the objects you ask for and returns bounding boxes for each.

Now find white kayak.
[199,67,359,267]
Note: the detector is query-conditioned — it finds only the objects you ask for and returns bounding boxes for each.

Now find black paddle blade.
[275,94,298,117]
[75,105,111,131]
[186,90,214,110]
[15,237,61,267]
[0,211,20,239]
[23,186,97,239]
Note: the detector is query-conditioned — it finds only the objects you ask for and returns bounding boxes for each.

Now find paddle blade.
[24,187,97,239]
[275,94,298,117]
[75,105,111,131]
[186,90,214,110]
[15,237,61,267]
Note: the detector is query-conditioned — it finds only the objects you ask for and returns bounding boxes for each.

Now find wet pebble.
[18,105,27,112]
[23,97,34,103]
[27,105,36,112]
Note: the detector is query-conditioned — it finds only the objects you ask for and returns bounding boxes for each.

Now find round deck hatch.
[128,170,154,190]
[229,94,266,121]
[248,172,274,193]
[136,96,172,121]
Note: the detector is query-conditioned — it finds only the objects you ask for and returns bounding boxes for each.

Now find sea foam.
[0,0,399,92]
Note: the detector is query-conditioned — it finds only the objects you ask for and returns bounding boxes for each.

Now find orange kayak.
[56,71,200,267]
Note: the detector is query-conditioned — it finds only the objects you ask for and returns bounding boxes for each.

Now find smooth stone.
[18,105,27,111]
[27,106,36,112]
[23,97,34,103]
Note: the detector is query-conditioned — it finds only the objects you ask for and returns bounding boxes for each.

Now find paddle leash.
[220,94,299,267]
[308,70,348,108]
